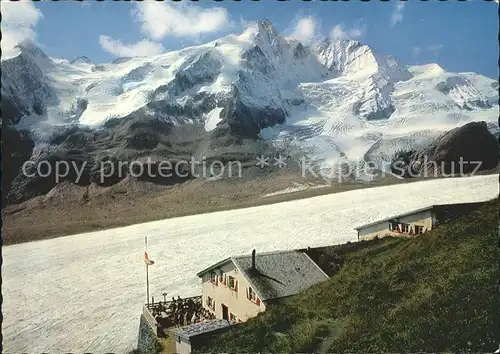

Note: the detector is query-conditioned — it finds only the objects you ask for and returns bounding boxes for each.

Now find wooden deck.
[143,295,211,338]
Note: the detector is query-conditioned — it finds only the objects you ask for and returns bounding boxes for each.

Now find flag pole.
[145,236,150,307]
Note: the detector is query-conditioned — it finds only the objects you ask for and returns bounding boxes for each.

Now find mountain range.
[2,19,498,205]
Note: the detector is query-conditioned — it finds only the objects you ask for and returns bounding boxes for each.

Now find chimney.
[251,249,256,270]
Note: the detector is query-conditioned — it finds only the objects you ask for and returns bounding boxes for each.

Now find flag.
[144,236,155,265]
[144,251,155,265]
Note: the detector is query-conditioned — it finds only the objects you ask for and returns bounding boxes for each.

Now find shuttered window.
[210,272,218,285]
[228,276,238,292]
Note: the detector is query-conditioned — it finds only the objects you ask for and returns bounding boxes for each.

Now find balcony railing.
[143,295,215,337]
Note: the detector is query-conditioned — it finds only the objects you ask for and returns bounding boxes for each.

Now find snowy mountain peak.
[111,57,133,65]
[14,40,49,60]
[240,18,282,47]
[315,38,361,52]
[256,18,278,35]
[314,38,412,83]
[10,40,55,71]
[70,56,93,65]
[409,63,446,77]
[1,21,497,176]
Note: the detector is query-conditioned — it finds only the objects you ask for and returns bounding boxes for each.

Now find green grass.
[197,199,499,353]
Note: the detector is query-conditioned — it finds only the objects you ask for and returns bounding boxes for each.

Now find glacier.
[2,174,498,353]
[2,20,498,173]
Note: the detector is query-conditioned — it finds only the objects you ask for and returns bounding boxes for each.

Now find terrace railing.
[145,295,202,311]
[143,304,163,337]
[143,295,204,337]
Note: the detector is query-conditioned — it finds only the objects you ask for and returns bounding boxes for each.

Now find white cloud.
[390,2,405,27]
[290,16,319,44]
[239,16,255,31]
[99,35,165,57]
[411,47,422,57]
[99,2,230,59]
[330,23,365,41]
[427,44,443,57]
[0,1,43,57]
[133,2,230,40]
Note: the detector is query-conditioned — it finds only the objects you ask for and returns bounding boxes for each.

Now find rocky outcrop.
[4,117,198,204]
[1,126,35,203]
[7,150,93,203]
[394,121,499,177]
[435,75,492,110]
[70,56,92,65]
[153,51,222,100]
[216,84,287,139]
[1,41,57,124]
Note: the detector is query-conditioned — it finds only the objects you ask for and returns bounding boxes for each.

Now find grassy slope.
[198,199,499,353]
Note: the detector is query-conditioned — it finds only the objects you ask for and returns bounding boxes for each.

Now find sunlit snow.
[204,107,224,132]
[5,27,498,170]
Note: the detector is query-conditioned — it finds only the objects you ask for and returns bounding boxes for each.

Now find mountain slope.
[1,19,498,203]
[197,199,499,353]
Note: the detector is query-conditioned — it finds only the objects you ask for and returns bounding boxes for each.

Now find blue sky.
[2,0,498,78]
